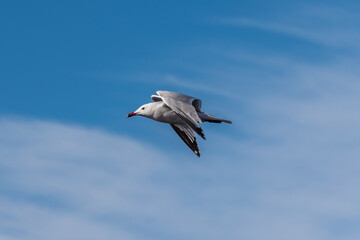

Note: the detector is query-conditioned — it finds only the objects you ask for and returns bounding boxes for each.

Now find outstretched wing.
[171,124,200,157]
[156,91,205,139]
[156,90,202,111]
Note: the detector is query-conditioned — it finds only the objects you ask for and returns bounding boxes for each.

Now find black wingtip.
[198,128,206,140]
[171,124,201,158]
[176,113,206,139]
[195,151,201,157]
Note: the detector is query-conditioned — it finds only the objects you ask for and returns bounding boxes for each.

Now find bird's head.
[127,103,153,118]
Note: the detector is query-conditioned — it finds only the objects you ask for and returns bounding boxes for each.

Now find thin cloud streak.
[82,71,240,101]
[2,53,360,239]
[163,74,240,101]
[2,3,360,239]
[219,14,360,47]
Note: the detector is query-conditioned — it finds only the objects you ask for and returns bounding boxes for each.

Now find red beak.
[127,112,137,118]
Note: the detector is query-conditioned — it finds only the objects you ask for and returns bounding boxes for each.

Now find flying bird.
[127,91,232,157]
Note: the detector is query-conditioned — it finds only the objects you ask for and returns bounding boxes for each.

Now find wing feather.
[156,91,205,139]
[156,90,202,112]
[171,124,200,157]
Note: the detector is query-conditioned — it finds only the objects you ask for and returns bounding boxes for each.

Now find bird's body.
[127,91,231,157]
[141,102,183,124]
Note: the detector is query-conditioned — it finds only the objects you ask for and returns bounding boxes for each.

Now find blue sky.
[1,1,360,239]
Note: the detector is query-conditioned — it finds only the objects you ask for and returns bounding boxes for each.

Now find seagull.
[127,91,232,157]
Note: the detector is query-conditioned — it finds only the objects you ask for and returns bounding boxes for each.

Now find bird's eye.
[141,107,145,110]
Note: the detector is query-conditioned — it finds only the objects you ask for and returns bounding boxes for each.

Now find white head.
[127,103,155,118]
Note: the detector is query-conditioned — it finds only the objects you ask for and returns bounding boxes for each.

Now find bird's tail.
[198,112,232,124]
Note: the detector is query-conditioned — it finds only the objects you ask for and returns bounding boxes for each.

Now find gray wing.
[171,124,200,157]
[156,91,205,139]
[156,90,202,112]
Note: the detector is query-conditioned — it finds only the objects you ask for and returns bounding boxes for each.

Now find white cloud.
[219,6,360,47]
[2,69,360,240]
[2,12,360,237]
[0,119,168,240]
[162,74,239,100]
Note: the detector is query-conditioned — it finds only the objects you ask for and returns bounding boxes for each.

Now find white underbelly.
[154,110,183,124]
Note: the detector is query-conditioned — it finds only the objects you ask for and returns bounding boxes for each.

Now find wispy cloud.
[2,3,360,239]
[82,71,239,101]
[222,18,314,38]
[219,6,360,47]
[2,54,360,240]
[0,119,169,240]
[162,74,239,100]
